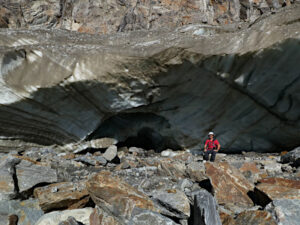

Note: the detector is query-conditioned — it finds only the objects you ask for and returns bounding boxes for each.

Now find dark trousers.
[204,150,217,162]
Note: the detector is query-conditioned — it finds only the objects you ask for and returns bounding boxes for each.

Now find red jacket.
[205,139,220,150]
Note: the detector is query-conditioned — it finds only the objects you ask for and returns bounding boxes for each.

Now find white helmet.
[208,131,214,136]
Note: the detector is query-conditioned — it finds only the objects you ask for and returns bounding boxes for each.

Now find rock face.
[192,189,222,225]
[0,4,300,152]
[152,189,190,219]
[233,210,277,225]
[34,181,89,212]
[15,159,58,194]
[87,171,156,222]
[0,156,20,200]
[256,177,300,200]
[0,199,44,225]
[1,0,298,34]
[266,199,300,225]
[205,162,254,212]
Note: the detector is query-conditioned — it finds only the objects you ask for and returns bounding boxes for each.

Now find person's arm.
[215,140,221,151]
[204,140,208,152]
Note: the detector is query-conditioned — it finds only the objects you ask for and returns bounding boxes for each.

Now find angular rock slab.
[102,145,118,162]
[256,177,300,200]
[192,189,221,225]
[266,199,300,225]
[16,159,57,193]
[129,208,180,225]
[152,189,190,219]
[87,171,156,220]
[205,162,254,211]
[90,206,121,225]
[280,146,300,167]
[34,181,89,212]
[233,210,277,225]
[0,199,44,225]
[0,155,20,200]
[158,159,187,180]
[186,162,207,182]
[35,208,93,225]
[58,216,83,225]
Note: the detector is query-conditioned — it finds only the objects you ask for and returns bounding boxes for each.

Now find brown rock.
[87,171,157,219]
[256,178,300,200]
[219,212,235,225]
[234,210,277,225]
[62,153,76,160]
[205,162,254,210]
[239,162,260,174]
[89,206,121,225]
[34,182,88,212]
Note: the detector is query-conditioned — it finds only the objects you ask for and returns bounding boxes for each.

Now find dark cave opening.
[87,112,182,152]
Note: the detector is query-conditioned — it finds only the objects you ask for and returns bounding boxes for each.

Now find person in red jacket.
[204,131,221,162]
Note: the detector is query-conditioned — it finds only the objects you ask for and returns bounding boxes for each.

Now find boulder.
[87,171,157,221]
[192,189,222,225]
[256,177,300,200]
[102,145,118,162]
[266,199,300,225]
[58,216,83,225]
[129,208,179,225]
[35,208,93,225]
[34,181,89,212]
[280,146,300,167]
[74,154,107,166]
[158,160,187,180]
[0,199,44,225]
[90,138,118,149]
[233,210,277,225]
[152,189,190,219]
[0,155,20,200]
[161,150,179,157]
[129,147,146,154]
[15,159,58,194]
[205,162,254,212]
[186,162,207,182]
[89,206,121,225]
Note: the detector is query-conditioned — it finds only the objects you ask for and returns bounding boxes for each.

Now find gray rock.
[90,138,118,149]
[281,147,300,167]
[0,199,44,225]
[266,199,300,225]
[176,178,194,193]
[0,155,20,200]
[16,160,58,193]
[192,189,222,225]
[102,145,118,161]
[129,147,146,154]
[58,216,83,225]
[94,156,107,165]
[129,208,180,225]
[35,208,93,225]
[152,190,190,219]
[73,153,107,166]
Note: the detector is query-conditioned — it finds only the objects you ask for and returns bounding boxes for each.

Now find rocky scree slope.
[0,4,300,152]
[0,143,300,225]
